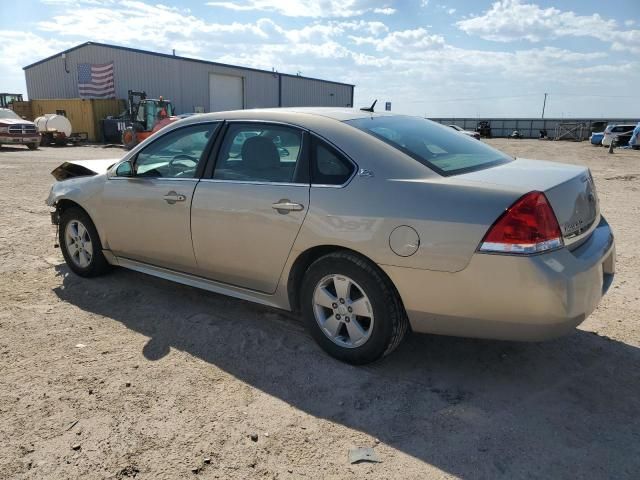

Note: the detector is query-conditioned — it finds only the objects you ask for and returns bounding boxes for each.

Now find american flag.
[77,63,115,98]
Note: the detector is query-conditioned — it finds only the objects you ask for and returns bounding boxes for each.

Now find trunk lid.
[458,158,599,248]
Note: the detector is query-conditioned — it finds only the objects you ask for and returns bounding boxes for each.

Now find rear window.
[345,116,512,176]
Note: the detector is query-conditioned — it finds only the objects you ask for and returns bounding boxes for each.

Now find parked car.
[602,124,636,147]
[630,122,640,150]
[590,121,608,134]
[448,124,481,140]
[46,108,615,364]
[590,132,604,145]
[0,108,40,150]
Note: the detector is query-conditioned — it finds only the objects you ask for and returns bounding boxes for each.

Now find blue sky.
[1,0,638,117]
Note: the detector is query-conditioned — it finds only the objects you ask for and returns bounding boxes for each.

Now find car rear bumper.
[381,217,615,341]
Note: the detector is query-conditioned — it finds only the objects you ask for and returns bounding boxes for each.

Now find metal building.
[23,42,354,114]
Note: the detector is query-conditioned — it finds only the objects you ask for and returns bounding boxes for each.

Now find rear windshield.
[345,116,512,176]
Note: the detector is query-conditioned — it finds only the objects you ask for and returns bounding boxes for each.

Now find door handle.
[163,191,186,204]
[272,200,304,213]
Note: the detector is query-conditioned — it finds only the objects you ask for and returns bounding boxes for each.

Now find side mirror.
[116,161,134,177]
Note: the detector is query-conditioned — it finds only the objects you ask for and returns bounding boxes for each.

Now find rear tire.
[300,251,408,364]
[59,207,110,277]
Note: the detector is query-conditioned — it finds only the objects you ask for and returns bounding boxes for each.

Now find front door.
[102,122,219,273]
[191,122,309,293]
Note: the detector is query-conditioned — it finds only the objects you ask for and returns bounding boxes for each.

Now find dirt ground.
[0,139,639,480]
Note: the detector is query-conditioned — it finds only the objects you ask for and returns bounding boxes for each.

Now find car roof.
[184,107,398,123]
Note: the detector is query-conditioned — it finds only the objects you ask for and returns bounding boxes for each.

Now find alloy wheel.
[64,220,94,268]
[312,274,374,348]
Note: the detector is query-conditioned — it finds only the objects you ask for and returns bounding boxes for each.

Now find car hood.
[0,118,35,125]
[51,158,120,181]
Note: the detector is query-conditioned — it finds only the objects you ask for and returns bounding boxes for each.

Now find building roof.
[23,41,354,88]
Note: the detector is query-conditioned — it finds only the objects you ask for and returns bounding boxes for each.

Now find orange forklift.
[105,90,177,149]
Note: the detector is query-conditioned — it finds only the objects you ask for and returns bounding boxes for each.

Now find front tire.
[300,252,408,364]
[122,124,142,150]
[27,143,38,150]
[59,207,110,277]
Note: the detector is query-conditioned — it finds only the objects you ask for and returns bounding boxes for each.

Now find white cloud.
[0,31,74,98]
[456,0,639,49]
[206,0,398,18]
[350,28,445,52]
[373,7,396,15]
[2,0,638,117]
[447,8,456,15]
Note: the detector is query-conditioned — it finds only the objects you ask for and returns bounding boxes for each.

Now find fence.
[11,98,125,142]
[429,117,640,140]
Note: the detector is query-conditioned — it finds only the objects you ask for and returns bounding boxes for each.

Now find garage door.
[209,74,244,112]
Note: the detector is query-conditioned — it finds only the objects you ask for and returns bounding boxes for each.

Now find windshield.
[346,116,512,176]
[0,109,21,120]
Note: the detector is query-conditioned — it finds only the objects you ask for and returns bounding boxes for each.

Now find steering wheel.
[277,147,290,157]
[169,154,198,175]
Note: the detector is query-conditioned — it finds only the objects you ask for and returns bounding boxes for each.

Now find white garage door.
[209,74,244,112]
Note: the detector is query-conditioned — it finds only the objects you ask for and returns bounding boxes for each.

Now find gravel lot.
[1,139,639,479]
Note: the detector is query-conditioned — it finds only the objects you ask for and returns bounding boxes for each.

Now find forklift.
[0,93,24,109]
[102,90,176,149]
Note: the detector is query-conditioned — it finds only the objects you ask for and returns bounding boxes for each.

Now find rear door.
[102,122,219,273]
[191,122,309,293]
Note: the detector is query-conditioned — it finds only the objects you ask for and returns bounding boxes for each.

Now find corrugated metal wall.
[430,117,640,139]
[24,44,353,114]
[281,76,353,107]
[29,98,124,141]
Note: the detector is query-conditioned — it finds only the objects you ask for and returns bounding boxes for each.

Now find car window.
[213,124,304,183]
[346,116,512,176]
[312,137,355,185]
[134,123,218,178]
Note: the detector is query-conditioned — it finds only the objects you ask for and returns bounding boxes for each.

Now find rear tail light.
[479,191,563,254]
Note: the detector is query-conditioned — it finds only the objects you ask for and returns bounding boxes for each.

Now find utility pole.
[541,93,548,119]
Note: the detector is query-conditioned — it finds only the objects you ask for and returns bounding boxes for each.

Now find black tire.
[122,124,143,150]
[27,143,38,150]
[59,207,110,277]
[300,251,409,364]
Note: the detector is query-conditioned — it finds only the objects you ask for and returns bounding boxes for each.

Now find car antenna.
[360,99,377,113]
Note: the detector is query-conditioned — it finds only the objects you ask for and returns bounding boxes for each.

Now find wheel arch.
[55,198,91,220]
[54,199,107,247]
[286,245,406,318]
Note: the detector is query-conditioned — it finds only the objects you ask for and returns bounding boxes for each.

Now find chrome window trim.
[212,120,308,185]
[223,119,360,186]
[107,121,222,180]
[108,176,199,182]
[107,118,359,189]
[309,135,358,189]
